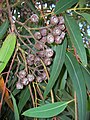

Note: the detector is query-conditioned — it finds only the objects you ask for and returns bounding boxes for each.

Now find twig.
[6,0,15,32]
[74,92,78,120]
[28,84,35,107]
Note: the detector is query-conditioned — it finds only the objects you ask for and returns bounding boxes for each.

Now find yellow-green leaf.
[0,33,16,73]
[64,15,87,66]
[22,101,69,118]
[0,20,9,39]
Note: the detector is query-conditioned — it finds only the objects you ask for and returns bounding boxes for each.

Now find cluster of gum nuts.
[16,14,66,89]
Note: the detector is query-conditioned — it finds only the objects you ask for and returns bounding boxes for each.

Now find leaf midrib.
[24,102,67,114]
[66,54,83,118]
[55,0,76,14]
[65,16,83,61]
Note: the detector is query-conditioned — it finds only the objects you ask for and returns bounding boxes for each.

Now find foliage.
[0,0,90,120]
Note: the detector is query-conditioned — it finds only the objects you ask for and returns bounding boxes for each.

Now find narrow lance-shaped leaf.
[0,33,16,73]
[22,101,69,118]
[81,13,90,25]
[11,94,20,120]
[44,39,67,98]
[54,0,78,15]
[80,64,90,91]
[0,19,9,39]
[64,15,87,66]
[65,52,87,120]
[18,87,30,113]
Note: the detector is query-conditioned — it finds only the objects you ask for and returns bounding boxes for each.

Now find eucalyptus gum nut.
[16,81,23,89]
[34,32,42,40]
[37,51,45,58]
[47,34,54,44]
[58,16,65,24]
[50,16,59,25]
[28,54,35,61]
[27,58,34,66]
[44,58,52,66]
[34,56,41,64]
[19,70,27,79]
[27,74,35,82]
[58,24,66,31]
[21,77,29,85]
[35,42,44,50]
[55,36,62,44]
[45,48,54,58]
[36,76,43,82]
[30,14,39,23]
[60,32,65,39]
[40,28,47,37]
[52,27,61,36]
[40,36,47,43]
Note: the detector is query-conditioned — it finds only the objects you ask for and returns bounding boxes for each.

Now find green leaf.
[64,15,87,66]
[81,13,90,25]
[18,87,30,113]
[54,0,78,15]
[80,65,90,91]
[22,101,69,118]
[44,39,67,98]
[0,33,16,73]
[26,0,39,16]
[11,94,20,120]
[65,52,87,120]
[79,0,86,7]
[0,20,9,39]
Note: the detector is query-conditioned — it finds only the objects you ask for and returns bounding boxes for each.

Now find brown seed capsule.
[44,58,52,66]
[40,28,47,37]
[37,50,45,58]
[52,27,61,36]
[21,78,29,85]
[55,35,62,44]
[58,16,64,24]
[36,76,43,82]
[28,54,35,61]
[27,74,35,82]
[27,58,34,66]
[34,56,41,65]
[58,24,65,31]
[40,36,47,43]
[42,71,47,80]
[50,16,59,25]
[16,81,23,89]
[47,34,54,44]
[19,70,26,79]
[34,32,42,40]
[45,48,54,58]
[30,14,39,23]
[35,42,44,50]
[60,32,65,40]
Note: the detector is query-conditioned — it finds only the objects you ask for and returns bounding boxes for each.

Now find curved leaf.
[65,52,87,120]
[0,20,9,39]
[18,87,30,113]
[0,33,16,73]
[81,13,90,25]
[64,15,87,66]
[11,94,20,120]
[79,0,86,7]
[22,101,68,118]
[44,39,67,98]
[80,64,90,91]
[54,0,78,15]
